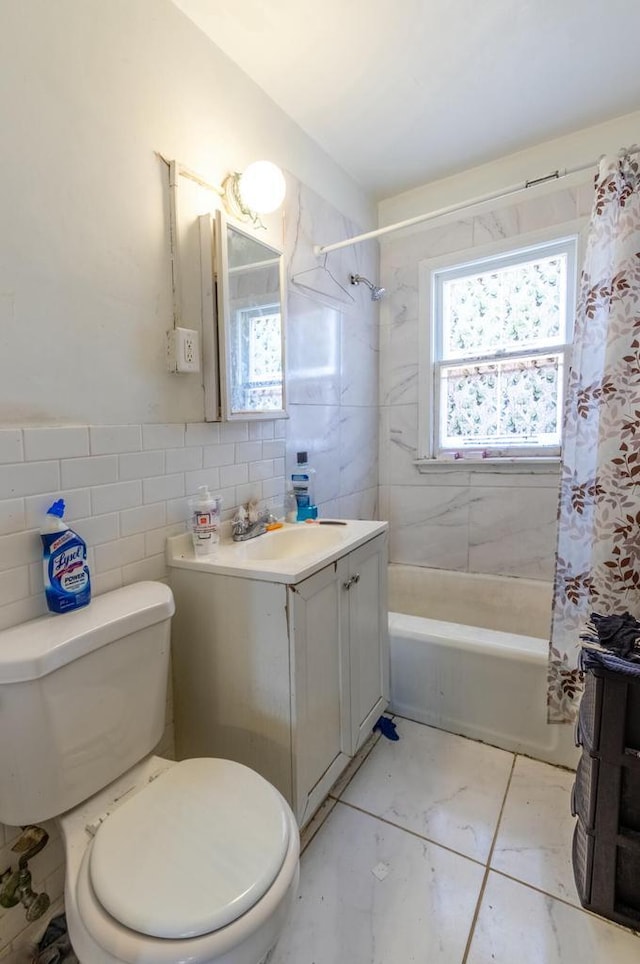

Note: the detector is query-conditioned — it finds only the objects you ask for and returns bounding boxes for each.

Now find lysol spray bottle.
[40,499,91,614]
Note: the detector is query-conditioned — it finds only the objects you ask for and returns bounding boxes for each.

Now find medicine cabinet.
[200,210,287,422]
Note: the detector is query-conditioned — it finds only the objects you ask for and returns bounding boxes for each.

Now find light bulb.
[238,161,286,215]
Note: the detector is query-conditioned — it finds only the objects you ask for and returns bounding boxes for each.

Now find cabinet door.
[341,533,390,753]
[289,563,350,824]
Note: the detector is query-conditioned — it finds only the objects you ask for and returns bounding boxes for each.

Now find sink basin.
[237,525,347,561]
[167,519,387,584]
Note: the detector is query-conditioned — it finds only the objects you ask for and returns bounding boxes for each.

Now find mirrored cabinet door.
[214,210,287,421]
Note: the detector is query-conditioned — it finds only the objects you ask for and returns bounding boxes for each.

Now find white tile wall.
[184,423,220,446]
[203,443,235,467]
[0,420,287,633]
[23,426,89,461]
[0,431,23,465]
[0,461,60,500]
[91,424,142,454]
[61,455,118,488]
[0,499,25,536]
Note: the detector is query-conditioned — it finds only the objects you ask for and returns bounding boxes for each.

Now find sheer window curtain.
[547,150,640,724]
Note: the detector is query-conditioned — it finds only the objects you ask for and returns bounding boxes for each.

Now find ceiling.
[172,0,640,200]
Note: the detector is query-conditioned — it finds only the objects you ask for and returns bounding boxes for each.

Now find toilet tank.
[0,582,174,825]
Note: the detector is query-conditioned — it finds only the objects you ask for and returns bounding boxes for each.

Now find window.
[420,233,578,461]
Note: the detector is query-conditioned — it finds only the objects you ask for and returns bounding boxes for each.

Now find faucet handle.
[246,498,262,523]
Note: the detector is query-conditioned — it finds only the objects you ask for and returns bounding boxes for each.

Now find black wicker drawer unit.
[572,662,640,929]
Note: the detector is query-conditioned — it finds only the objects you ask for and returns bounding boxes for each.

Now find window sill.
[414,458,561,476]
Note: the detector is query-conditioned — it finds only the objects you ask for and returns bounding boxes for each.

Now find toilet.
[0,581,299,964]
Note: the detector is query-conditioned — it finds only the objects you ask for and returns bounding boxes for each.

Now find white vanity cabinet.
[168,524,388,826]
[339,535,389,753]
[288,561,351,824]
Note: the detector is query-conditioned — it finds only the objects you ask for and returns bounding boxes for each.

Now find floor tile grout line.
[489,866,586,914]
[331,782,625,930]
[485,753,519,869]
[460,752,518,964]
[333,798,488,870]
[296,721,640,953]
[490,867,640,937]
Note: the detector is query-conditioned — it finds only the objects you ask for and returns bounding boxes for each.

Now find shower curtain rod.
[312,159,600,255]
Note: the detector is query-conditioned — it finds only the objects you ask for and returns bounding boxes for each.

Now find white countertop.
[166,520,387,584]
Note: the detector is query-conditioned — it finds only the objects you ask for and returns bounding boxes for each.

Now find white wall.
[379,109,640,224]
[0,2,379,955]
[0,0,375,426]
[377,112,640,579]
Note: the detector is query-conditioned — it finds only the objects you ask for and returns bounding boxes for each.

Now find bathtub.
[388,564,578,769]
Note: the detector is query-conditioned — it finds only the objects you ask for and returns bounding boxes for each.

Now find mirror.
[213,211,286,421]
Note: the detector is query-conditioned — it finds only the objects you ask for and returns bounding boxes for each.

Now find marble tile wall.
[284,179,379,520]
[379,180,595,580]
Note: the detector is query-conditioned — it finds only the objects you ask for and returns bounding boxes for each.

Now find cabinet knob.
[343,573,361,591]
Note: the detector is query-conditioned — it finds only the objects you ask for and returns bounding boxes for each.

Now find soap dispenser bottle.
[187,485,222,556]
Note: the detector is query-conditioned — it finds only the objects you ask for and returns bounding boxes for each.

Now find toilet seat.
[71,757,300,964]
[89,758,290,940]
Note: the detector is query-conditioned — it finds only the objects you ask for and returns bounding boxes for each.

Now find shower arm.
[350,274,373,290]
[349,273,385,301]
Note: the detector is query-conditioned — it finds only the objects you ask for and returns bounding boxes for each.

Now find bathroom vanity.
[167,520,389,826]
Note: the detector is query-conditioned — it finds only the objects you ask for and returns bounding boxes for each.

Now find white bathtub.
[388,564,578,769]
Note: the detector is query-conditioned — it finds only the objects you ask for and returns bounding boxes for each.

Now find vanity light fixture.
[222,160,286,228]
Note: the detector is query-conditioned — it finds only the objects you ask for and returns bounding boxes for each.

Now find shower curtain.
[547,151,640,724]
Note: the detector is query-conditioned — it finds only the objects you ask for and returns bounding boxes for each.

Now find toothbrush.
[304,519,348,526]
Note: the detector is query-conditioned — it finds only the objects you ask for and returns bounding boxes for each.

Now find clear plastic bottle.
[188,486,222,557]
[284,489,298,524]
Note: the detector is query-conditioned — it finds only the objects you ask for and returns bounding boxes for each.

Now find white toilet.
[0,581,299,964]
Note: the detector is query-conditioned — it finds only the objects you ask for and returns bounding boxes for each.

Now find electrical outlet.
[166,328,200,373]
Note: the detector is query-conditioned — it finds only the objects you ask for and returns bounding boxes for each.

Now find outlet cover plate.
[166,327,200,373]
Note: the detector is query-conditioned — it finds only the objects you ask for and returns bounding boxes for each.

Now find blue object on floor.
[373,716,399,741]
[35,913,78,964]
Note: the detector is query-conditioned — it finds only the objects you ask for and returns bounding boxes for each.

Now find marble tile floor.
[271,717,640,964]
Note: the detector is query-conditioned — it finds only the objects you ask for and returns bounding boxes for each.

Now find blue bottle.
[291,451,318,521]
[40,499,91,614]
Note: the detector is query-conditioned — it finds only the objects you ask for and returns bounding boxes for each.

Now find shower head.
[349,273,386,301]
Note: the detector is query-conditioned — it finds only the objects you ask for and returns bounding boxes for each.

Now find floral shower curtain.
[547,151,640,724]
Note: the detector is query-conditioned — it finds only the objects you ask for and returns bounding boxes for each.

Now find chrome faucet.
[232,501,272,541]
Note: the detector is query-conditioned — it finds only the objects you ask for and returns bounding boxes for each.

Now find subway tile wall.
[0,419,286,632]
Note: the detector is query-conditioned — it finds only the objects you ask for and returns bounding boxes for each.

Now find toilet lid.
[89,758,290,939]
